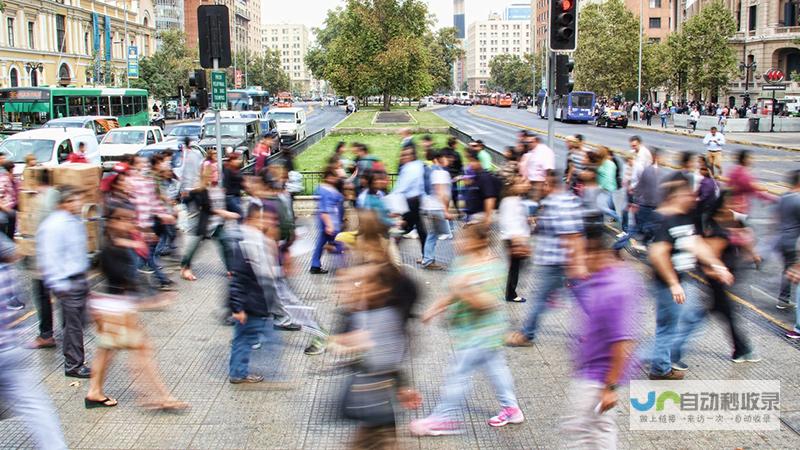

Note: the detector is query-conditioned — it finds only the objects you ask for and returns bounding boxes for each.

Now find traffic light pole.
[214,58,224,185]
[546,51,555,151]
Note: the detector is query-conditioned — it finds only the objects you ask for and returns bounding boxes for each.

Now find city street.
[2,221,800,449]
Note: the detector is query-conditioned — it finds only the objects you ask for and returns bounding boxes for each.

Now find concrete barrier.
[673,113,800,132]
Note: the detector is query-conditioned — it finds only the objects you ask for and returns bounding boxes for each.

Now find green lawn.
[295,132,451,173]
[334,110,450,129]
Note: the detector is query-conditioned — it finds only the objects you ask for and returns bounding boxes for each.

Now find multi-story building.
[184,0,260,56]
[683,0,800,101]
[466,13,531,92]
[452,0,466,91]
[530,0,548,55]
[262,23,312,95]
[0,0,156,88]
[155,0,184,48]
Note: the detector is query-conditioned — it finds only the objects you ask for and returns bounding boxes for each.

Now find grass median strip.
[334,111,450,129]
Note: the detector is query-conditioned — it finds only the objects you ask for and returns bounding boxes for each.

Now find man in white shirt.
[689,108,701,131]
[628,135,652,192]
[518,134,555,200]
[703,126,726,179]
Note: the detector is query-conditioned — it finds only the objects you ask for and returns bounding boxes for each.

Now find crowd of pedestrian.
[0,117,797,449]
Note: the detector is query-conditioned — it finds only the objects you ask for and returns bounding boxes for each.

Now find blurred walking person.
[85,206,188,411]
[36,186,92,378]
[506,170,585,347]
[411,221,524,435]
[776,170,800,311]
[561,213,642,449]
[391,144,427,254]
[500,176,531,303]
[703,127,725,178]
[647,175,734,380]
[310,167,345,274]
[421,150,452,270]
[0,234,67,449]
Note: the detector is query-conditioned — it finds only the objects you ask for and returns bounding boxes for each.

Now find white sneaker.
[403,229,419,239]
[438,234,453,240]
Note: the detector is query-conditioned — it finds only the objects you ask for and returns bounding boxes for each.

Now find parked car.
[165,122,202,143]
[196,118,261,161]
[43,116,119,141]
[98,126,164,169]
[595,109,629,128]
[137,141,206,179]
[0,128,99,174]
[259,118,282,154]
[267,107,307,144]
[517,100,529,109]
[238,111,263,120]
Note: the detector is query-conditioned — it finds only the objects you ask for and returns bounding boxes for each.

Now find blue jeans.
[596,190,620,224]
[311,225,342,269]
[650,280,704,375]
[146,242,170,284]
[521,265,567,340]
[422,210,448,266]
[229,316,281,379]
[430,346,518,421]
[613,205,656,250]
[0,348,67,449]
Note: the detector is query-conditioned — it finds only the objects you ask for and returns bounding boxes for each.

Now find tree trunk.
[382,93,391,111]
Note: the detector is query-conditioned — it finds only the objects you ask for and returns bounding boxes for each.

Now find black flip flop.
[84,397,118,409]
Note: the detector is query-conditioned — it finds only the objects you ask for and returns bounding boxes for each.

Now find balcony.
[775,26,800,34]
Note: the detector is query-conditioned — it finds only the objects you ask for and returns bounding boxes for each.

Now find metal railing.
[448,126,506,166]
[240,128,327,175]
[297,171,399,196]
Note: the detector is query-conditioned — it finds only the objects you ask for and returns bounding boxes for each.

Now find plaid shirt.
[533,191,584,266]
[129,171,169,230]
[0,263,24,351]
[0,170,15,210]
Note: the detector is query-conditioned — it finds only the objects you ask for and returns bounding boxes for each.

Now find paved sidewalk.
[1,219,800,449]
[626,120,800,152]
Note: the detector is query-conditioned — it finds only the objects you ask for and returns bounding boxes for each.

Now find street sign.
[761,84,786,91]
[127,46,139,79]
[211,71,227,107]
[235,69,242,89]
[765,69,785,83]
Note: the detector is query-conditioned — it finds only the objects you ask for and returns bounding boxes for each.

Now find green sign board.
[211,71,227,106]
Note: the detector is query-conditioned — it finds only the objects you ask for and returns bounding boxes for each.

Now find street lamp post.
[740,57,757,109]
[25,63,43,86]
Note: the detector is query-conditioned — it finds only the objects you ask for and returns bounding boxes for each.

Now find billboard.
[505,6,532,21]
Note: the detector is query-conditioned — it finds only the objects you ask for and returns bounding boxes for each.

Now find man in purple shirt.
[562,212,642,448]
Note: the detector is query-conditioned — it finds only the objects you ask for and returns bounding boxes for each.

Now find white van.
[268,107,308,144]
[0,128,99,175]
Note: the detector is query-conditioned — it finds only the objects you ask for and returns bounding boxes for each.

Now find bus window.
[53,96,68,118]
[111,96,123,116]
[133,96,144,114]
[122,96,134,115]
[68,96,83,116]
[83,96,99,115]
[98,97,110,116]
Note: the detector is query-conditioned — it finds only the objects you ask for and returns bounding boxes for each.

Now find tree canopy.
[131,30,196,102]
[488,54,538,96]
[306,0,439,110]
[227,50,290,94]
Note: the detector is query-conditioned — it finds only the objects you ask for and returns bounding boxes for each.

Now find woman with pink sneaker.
[411,221,524,436]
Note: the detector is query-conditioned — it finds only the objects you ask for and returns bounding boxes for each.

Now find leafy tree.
[488,54,534,95]
[426,27,464,93]
[306,0,433,110]
[227,50,290,94]
[679,0,737,99]
[573,0,639,96]
[131,30,195,102]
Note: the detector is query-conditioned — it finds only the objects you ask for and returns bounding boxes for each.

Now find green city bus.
[0,86,150,135]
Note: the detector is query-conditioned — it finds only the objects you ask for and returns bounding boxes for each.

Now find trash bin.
[748,117,760,132]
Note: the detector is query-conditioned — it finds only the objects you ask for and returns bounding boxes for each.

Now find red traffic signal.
[764,69,785,83]
[550,0,579,51]
[561,0,574,10]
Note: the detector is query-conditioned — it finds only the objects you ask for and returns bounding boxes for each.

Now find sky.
[261,0,502,33]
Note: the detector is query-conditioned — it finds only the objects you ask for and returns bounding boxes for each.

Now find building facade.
[452,0,466,91]
[183,0,260,56]
[155,0,184,48]
[0,0,156,88]
[683,0,800,101]
[578,0,677,42]
[261,23,312,95]
[466,13,531,92]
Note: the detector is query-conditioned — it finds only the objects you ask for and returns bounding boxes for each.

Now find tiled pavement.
[2,218,800,449]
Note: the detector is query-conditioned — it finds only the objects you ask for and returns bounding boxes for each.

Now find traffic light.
[189,70,206,89]
[555,54,575,95]
[190,89,209,111]
[197,5,232,69]
[549,0,578,52]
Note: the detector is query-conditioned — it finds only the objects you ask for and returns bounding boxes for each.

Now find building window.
[649,17,661,28]
[749,5,757,31]
[56,15,66,52]
[649,0,661,7]
[27,22,34,49]
[9,68,18,87]
[7,18,14,48]
[84,32,90,55]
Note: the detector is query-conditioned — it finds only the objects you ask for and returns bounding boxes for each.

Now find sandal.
[504,332,533,347]
[143,399,190,412]
[85,397,118,408]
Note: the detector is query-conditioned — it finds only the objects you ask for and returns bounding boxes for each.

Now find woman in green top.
[410,221,525,436]
[595,146,621,224]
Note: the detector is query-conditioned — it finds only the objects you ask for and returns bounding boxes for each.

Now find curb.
[465,107,788,196]
[626,122,800,152]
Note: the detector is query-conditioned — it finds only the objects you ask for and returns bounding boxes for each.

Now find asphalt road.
[436,104,800,335]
